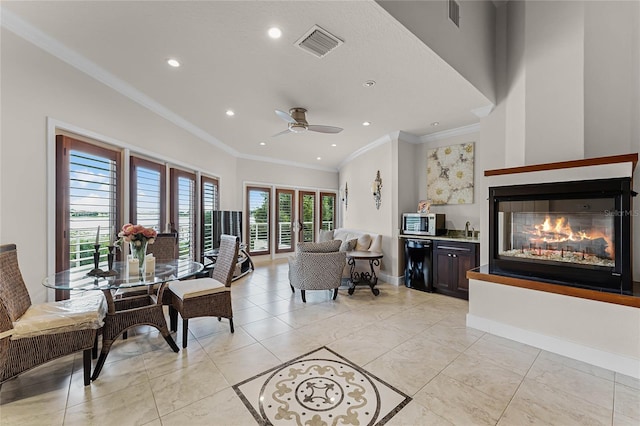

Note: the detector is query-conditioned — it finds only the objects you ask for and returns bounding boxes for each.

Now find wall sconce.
[342,182,348,210]
[372,170,382,209]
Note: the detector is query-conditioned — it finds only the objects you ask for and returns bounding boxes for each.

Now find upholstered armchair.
[288,240,346,303]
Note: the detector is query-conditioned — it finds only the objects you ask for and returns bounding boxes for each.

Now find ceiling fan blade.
[275,109,297,124]
[307,125,343,134]
[271,128,292,137]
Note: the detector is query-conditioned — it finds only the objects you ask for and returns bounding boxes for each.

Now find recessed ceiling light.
[363,80,376,87]
[331,144,337,147]
[259,142,266,146]
[316,157,322,160]
[167,58,180,67]
[431,121,440,126]
[226,110,235,116]
[362,121,371,126]
[268,27,282,39]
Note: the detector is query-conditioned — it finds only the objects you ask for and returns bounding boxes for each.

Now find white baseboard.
[467,313,640,379]
[381,273,402,286]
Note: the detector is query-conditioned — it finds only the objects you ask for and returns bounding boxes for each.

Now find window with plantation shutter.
[56,135,121,299]
[170,169,196,260]
[246,186,271,255]
[299,191,316,243]
[276,189,294,253]
[201,175,219,254]
[130,156,165,232]
[320,192,336,231]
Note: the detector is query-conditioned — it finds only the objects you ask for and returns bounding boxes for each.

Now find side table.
[346,251,383,296]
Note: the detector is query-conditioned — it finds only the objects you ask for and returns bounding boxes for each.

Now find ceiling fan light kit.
[273,107,343,137]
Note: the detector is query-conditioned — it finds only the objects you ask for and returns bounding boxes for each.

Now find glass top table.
[42,260,203,381]
[42,259,203,291]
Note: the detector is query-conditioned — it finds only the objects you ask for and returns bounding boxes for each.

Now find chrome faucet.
[465,221,471,238]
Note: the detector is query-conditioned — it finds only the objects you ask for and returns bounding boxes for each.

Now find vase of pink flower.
[117,224,157,277]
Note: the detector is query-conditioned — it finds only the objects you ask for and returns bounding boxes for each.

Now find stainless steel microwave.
[402,213,446,236]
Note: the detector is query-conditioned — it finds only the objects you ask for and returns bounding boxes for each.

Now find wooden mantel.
[468,266,640,308]
[484,153,638,177]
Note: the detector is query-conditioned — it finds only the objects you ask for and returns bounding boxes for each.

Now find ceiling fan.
[273,108,343,137]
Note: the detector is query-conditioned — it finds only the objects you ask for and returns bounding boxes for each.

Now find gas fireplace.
[489,178,633,294]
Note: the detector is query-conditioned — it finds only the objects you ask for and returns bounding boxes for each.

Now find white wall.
[0,29,237,302]
[237,158,338,203]
[339,135,396,276]
[584,0,639,157]
[468,280,640,378]
[376,0,496,103]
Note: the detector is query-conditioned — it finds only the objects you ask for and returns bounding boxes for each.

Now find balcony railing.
[249,221,334,251]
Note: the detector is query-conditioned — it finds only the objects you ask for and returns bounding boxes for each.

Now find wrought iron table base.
[347,257,381,296]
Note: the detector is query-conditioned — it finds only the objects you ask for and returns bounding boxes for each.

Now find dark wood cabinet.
[432,240,479,300]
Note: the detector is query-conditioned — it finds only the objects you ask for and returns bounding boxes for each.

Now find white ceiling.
[2,1,492,171]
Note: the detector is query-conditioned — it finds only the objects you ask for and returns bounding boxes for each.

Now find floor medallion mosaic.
[233,346,411,425]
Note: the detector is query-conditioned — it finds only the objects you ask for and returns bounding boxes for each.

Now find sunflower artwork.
[427,142,474,205]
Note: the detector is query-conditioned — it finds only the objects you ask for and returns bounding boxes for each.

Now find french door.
[298,191,316,243]
[276,189,295,253]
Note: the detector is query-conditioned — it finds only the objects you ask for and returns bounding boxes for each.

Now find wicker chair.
[147,232,179,261]
[0,244,105,386]
[115,232,178,300]
[288,240,346,303]
[168,235,239,348]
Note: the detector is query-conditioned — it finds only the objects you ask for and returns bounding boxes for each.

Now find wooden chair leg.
[83,348,92,386]
[229,318,234,333]
[290,284,295,293]
[182,318,189,349]
[92,333,99,359]
[333,288,338,300]
[169,305,178,332]
[301,290,306,303]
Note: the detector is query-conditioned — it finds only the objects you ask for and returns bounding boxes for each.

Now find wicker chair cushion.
[169,278,229,300]
[11,293,107,339]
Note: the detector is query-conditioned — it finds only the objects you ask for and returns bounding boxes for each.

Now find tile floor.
[1,261,638,425]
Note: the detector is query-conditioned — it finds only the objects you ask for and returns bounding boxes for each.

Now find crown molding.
[472,104,495,118]
[420,123,480,143]
[396,130,421,144]
[338,133,393,170]
[2,8,238,158]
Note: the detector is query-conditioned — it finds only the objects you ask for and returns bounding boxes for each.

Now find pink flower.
[116,223,157,247]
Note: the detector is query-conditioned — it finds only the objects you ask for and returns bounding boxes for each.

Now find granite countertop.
[399,234,480,243]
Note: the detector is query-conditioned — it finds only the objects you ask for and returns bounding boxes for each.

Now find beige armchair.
[288,240,346,303]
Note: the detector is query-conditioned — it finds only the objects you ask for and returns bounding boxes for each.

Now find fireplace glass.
[489,178,632,294]
[498,199,615,269]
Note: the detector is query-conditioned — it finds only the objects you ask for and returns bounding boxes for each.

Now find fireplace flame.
[528,216,613,258]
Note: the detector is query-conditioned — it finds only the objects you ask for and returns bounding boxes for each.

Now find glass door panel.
[298,191,316,243]
[276,189,294,253]
[247,186,271,255]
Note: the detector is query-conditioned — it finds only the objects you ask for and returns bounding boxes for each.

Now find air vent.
[449,0,460,27]
[295,25,343,58]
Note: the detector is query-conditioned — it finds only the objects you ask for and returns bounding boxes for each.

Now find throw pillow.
[339,238,357,252]
[369,235,383,253]
[355,234,372,251]
[318,229,335,242]
[297,240,342,253]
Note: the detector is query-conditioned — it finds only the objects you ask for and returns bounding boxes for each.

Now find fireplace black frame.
[489,177,633,294]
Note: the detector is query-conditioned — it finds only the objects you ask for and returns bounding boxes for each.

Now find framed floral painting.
[427,142,474,205]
